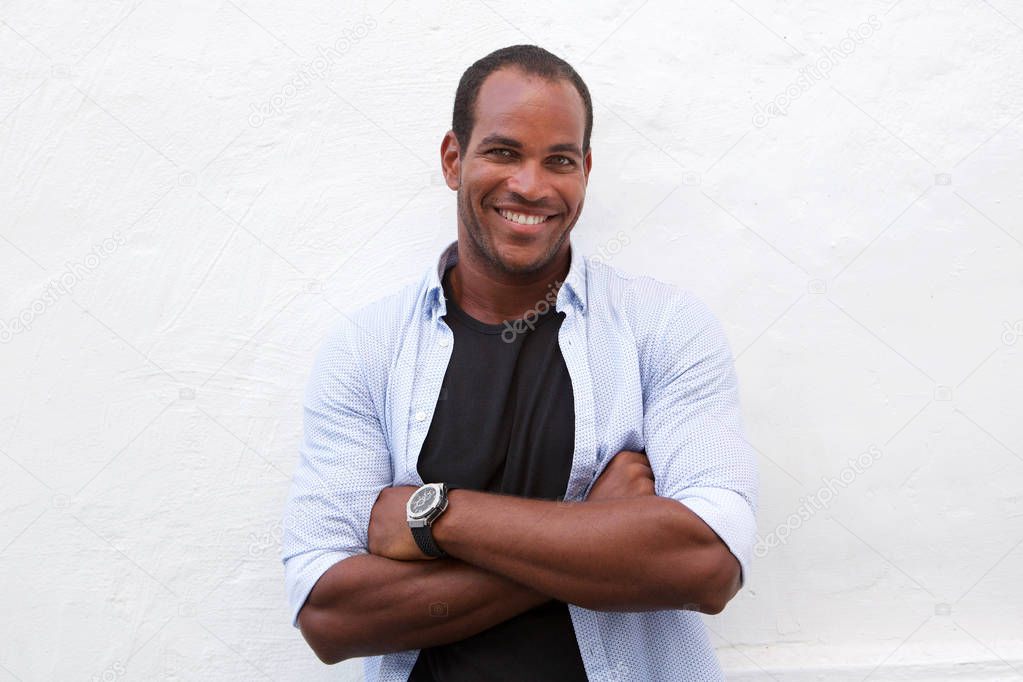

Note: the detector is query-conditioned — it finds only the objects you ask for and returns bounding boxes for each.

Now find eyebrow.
[477,134,583,158]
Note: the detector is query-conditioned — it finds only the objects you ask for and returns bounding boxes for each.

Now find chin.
[495,249,551,275]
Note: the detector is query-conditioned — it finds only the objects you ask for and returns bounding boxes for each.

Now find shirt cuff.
[284,549,358,629]
[676,486,757,588]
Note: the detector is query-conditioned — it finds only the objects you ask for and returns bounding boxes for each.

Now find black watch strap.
[411,524,447,558]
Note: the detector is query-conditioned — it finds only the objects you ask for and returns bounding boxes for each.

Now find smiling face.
[442,67,592,277]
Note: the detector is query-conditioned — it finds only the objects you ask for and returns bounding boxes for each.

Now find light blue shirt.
[281,239,759,681]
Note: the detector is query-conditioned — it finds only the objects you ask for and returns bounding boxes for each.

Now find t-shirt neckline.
[441,266,560,336]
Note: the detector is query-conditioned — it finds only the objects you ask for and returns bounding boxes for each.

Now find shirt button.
[438,338,449,347]
[415,410,427,422]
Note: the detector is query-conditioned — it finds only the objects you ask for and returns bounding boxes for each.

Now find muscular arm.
[298,450,670,664]
[364,451,740,617]
[431,490,740,614]
[297,553,551,665]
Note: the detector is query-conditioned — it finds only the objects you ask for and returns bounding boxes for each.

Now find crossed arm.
[297,451,742,665]
[292,293,755,666]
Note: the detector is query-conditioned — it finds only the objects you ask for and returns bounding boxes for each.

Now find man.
[281,45,758,681]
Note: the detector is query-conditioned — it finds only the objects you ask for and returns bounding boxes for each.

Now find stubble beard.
[456,184,577,278]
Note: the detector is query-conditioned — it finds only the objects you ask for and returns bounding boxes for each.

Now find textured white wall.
[2,1,1021,680]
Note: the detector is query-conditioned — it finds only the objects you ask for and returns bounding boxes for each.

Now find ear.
[583,148,592,183]
[440,131,462,191]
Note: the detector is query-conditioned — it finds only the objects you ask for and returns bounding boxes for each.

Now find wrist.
[432,488,468,551]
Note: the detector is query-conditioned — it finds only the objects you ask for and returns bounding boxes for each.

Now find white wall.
[2,1,1021,680]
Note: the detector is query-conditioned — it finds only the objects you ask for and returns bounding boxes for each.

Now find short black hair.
[452,45,593,157]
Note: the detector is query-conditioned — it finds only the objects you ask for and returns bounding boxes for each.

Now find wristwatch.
[406,482,450,558]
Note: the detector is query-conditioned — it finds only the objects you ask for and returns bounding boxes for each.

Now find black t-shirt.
[407,266,588,682]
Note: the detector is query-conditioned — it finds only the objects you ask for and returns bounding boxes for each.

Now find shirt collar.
[425,239,588,322]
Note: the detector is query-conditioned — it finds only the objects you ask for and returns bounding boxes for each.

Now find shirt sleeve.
[642,289,759,587]
[280,318,394,629]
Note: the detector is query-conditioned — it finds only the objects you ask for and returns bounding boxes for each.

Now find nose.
[506,159,546,201]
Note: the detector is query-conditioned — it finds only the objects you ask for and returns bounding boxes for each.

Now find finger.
[614,450,646,465]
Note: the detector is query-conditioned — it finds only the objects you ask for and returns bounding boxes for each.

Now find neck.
[446,241,571,325]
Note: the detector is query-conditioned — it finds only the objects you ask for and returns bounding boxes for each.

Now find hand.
[368,485,437,561]
[586,450,655,501]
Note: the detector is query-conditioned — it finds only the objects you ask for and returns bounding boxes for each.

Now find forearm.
[432,490,735,613]
[298,552,552,664]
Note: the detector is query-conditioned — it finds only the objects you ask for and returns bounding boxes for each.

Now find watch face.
[409,487,437,515]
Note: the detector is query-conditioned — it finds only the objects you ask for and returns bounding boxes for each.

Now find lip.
[491,207,558,236]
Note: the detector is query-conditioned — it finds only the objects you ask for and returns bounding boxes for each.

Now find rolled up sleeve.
[642,290,759,587]
[281,318,393,628]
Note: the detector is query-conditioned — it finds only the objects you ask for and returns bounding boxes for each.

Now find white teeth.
[498,209,550,226]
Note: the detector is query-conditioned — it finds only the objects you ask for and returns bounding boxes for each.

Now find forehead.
[472,67,585,147]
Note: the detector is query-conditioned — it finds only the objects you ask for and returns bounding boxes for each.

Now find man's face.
[443,67,592,276]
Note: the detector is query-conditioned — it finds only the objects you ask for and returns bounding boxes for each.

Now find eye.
[486,149,575,168]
